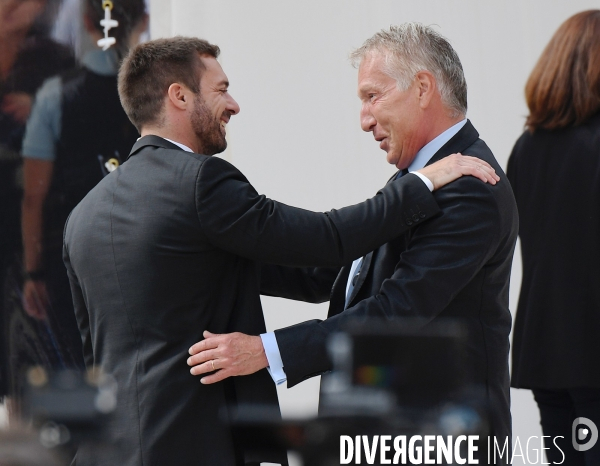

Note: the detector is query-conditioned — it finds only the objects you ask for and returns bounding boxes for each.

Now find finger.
[32,290,48,314]
[2,105,17,115]
[203,330,219,338]
[456,158,498,182]
[459,156,500,180]
[14,110,29,124]
[24,300,44,320]
[201,368,233,385]
[190,360,218,376]
[187,348,218,366]
[464,165,497,185]
[189,335,220,355]
[23,299,35,318]
[34,307,46,320]
[473,164,499,183]
[473,163,499,180]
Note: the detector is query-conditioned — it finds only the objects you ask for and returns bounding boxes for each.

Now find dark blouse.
[508,112,600,389]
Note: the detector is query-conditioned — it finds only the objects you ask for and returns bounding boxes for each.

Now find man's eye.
[368,94,376,101]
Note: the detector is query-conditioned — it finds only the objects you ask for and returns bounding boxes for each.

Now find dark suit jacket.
[62,136,441,466]
[508,113,600,389]
[264,121,518,443]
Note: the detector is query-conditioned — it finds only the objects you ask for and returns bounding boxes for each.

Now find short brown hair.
[118,36,220,131]
[525,10,600,131]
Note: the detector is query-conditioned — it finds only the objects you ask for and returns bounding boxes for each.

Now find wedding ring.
[211,360,215,371]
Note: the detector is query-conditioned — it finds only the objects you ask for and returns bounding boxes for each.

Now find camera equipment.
[22,367,117,459]
[232,318,490,466]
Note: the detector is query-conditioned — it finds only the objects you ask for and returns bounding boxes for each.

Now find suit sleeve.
[195,156,440,267]
[274,177,503,387]
[260,265,340,303]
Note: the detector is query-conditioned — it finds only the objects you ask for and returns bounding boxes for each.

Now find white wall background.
[149,2,599,464]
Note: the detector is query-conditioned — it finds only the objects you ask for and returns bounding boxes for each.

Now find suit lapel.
[328,266,350,317]
[342,168,406,307]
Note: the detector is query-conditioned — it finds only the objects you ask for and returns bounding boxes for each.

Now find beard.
[191,94,229,155]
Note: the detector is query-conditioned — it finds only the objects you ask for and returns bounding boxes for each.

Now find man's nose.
[360,104,375,132]
[227,94,240,115]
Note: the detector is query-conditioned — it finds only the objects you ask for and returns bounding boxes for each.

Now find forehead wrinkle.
[358,75,391,99]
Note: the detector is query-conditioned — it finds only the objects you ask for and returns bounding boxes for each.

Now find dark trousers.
[532,388,600,465]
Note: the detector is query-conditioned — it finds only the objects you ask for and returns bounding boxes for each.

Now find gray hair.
[350,23,467,117]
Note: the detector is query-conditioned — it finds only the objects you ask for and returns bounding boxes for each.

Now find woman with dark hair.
[508,10,600,465]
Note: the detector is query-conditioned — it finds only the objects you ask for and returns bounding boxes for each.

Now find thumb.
[203,330,219,338]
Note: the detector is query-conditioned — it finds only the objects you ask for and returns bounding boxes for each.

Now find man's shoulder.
[462,137,495,162]
[122,144,216,180]
[132,147,247,189]
[431,149,517,240]
[130,140,234,168]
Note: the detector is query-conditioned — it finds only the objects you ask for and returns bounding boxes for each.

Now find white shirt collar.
[163,138,194,153]
[408,119,467,172]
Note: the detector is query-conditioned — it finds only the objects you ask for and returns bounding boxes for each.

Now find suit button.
[412,214,419,222]
[406,220,413,226]
[419,212,426,219]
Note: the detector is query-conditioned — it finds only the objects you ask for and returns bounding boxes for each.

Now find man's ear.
[415,70,436,109]
[167,83,190,111]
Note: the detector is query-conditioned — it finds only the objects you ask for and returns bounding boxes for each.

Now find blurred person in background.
[0,0,74,401]
[507,10,600,465]
[7,0,146,394]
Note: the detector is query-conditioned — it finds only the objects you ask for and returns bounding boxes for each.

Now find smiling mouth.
[377,137,388,150]
[219,121,228,134]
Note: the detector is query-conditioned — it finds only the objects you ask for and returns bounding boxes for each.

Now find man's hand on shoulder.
[187,331,267,384]
[418,153,499,190]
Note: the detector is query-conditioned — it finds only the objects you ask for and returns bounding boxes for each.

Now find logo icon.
[572,417,598,452]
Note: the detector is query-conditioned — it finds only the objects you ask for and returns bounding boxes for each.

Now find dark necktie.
[395,168,409,180]
[345,258,364,308]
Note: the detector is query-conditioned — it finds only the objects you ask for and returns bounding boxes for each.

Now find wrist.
[254,336,268,369]
[24,270,45,281]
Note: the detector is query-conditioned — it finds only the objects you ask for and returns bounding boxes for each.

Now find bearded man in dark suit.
[62,35,497,466]
[188,23,518,455]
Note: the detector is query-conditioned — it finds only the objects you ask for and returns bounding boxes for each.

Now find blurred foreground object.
[0,428,66,466]
[232,320,490,466]
[21,367,116,458]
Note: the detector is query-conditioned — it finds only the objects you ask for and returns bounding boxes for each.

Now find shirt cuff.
[260,332,287,385]
[410,171,434,192]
